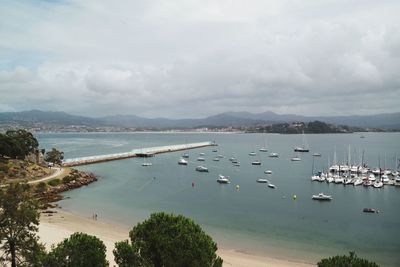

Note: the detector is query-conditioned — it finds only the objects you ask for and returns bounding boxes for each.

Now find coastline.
[39,209,315,267]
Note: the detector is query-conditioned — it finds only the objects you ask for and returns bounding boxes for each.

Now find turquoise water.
[38,132,400,266]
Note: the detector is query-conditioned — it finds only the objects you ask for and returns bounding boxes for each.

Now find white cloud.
[0,0,399,118]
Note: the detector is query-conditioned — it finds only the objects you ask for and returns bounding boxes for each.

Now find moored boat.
[178,158,188,165]
[312,193,332,201]
[257,178,268,183]
[217,175,230,184]
[195,166,209,172]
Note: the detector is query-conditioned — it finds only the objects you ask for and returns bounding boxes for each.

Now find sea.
[37,132,400,266]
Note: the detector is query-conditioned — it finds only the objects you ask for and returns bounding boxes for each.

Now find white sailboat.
[294,131,309,152]
[259,134,268,152]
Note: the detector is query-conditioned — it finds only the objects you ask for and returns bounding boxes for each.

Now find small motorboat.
[195,166,209,172]
[251,161,261,165]
[217,175,230,184]
[313,153,322,157]
[373,181,383,188]
[257,178,268,183]
[269,152,279,158]
[312,193,332,201]
[197,157,205,161]
[178,158,188,165]
[199,152,205,156]
[264,170,272,174]
[182,153,189,158]
[233,163,240,167]
[212,157,220,161]
[249,152,257,156]
[217,155,224,158]
[267,183,276,189]
[259,148,268,152]
[291,157,301,161]
[142,162,152,166]
[363,208,379,213]
[229,157,236,162]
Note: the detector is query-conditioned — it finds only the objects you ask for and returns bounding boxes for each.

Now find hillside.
[0,110,399,129]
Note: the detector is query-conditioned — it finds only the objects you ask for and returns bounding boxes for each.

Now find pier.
[62,141,217,167]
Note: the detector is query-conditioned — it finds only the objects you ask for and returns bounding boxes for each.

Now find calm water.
[37,132,400,266]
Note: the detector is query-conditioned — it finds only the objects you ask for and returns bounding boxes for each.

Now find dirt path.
[27,167,66,184]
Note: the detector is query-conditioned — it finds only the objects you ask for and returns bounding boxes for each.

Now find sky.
[0,0,399,119]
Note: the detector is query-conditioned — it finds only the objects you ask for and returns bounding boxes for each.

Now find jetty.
[62,141,217,167]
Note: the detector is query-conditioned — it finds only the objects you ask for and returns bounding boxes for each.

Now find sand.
[39,209,315,267]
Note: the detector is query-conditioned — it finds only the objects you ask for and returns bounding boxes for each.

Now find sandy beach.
[39,209,315,267]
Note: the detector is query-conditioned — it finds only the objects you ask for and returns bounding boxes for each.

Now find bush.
[114,212,223,267]
[44,232,108,267]
[35,182,47,193]
[318,251,379,267]
[47,179,61,187]
[62,175,74,184]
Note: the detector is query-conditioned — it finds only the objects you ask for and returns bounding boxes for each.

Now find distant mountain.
[0,110,399,129]
[0,110,102,126]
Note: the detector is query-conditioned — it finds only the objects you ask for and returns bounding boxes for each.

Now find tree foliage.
[0,183,43,267]
[44,148,64,165]
[44,232,108,267]
[0,130,39,159]
[114,212,223,267]
[318,251,379,267]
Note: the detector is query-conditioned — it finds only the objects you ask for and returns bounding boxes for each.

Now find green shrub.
[318,252,379,267]
[47,179,61,187]
[62,175,74,184]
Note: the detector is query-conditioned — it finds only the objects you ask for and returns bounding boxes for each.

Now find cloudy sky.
[0,0,399,118]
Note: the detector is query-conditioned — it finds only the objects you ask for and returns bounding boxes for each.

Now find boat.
[269,152,279,158]
[217,175,230,184]
[199,152,205,156]
[249,152,256,156]
[251,161,261,165]
[182,153,189,158]
[267,183,276,189]
[291,156,301,161]
[233,163,240,167]
[195,166,209,172]
[141,162,152,166]
[256,178,268,183]
[294,131,309,152]
[259,134,268,152]
[178,158,188,165]
[212,157,220,161]
[229,157,236,162]
[264,170,272,174]
[312,193,332,201]
[373,181,383,188]
[313,153,322,157]
[354,178,363,186]
[231,159,238,164]
[360,135,365,138]
[363,208,379,213]
[197,157,205,161]
[217,155,224,158]
[212,149,218,152]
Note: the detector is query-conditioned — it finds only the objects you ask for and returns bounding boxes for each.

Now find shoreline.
[39,209,315,267]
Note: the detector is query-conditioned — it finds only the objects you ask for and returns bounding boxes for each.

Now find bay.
[37,132,400,266]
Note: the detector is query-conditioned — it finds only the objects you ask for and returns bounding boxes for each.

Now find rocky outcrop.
[37,169,98,208]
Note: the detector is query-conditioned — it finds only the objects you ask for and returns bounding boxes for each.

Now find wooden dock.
[62,141,217,167]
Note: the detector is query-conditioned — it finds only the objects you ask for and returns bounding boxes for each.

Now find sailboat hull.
[294,148,309,152]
